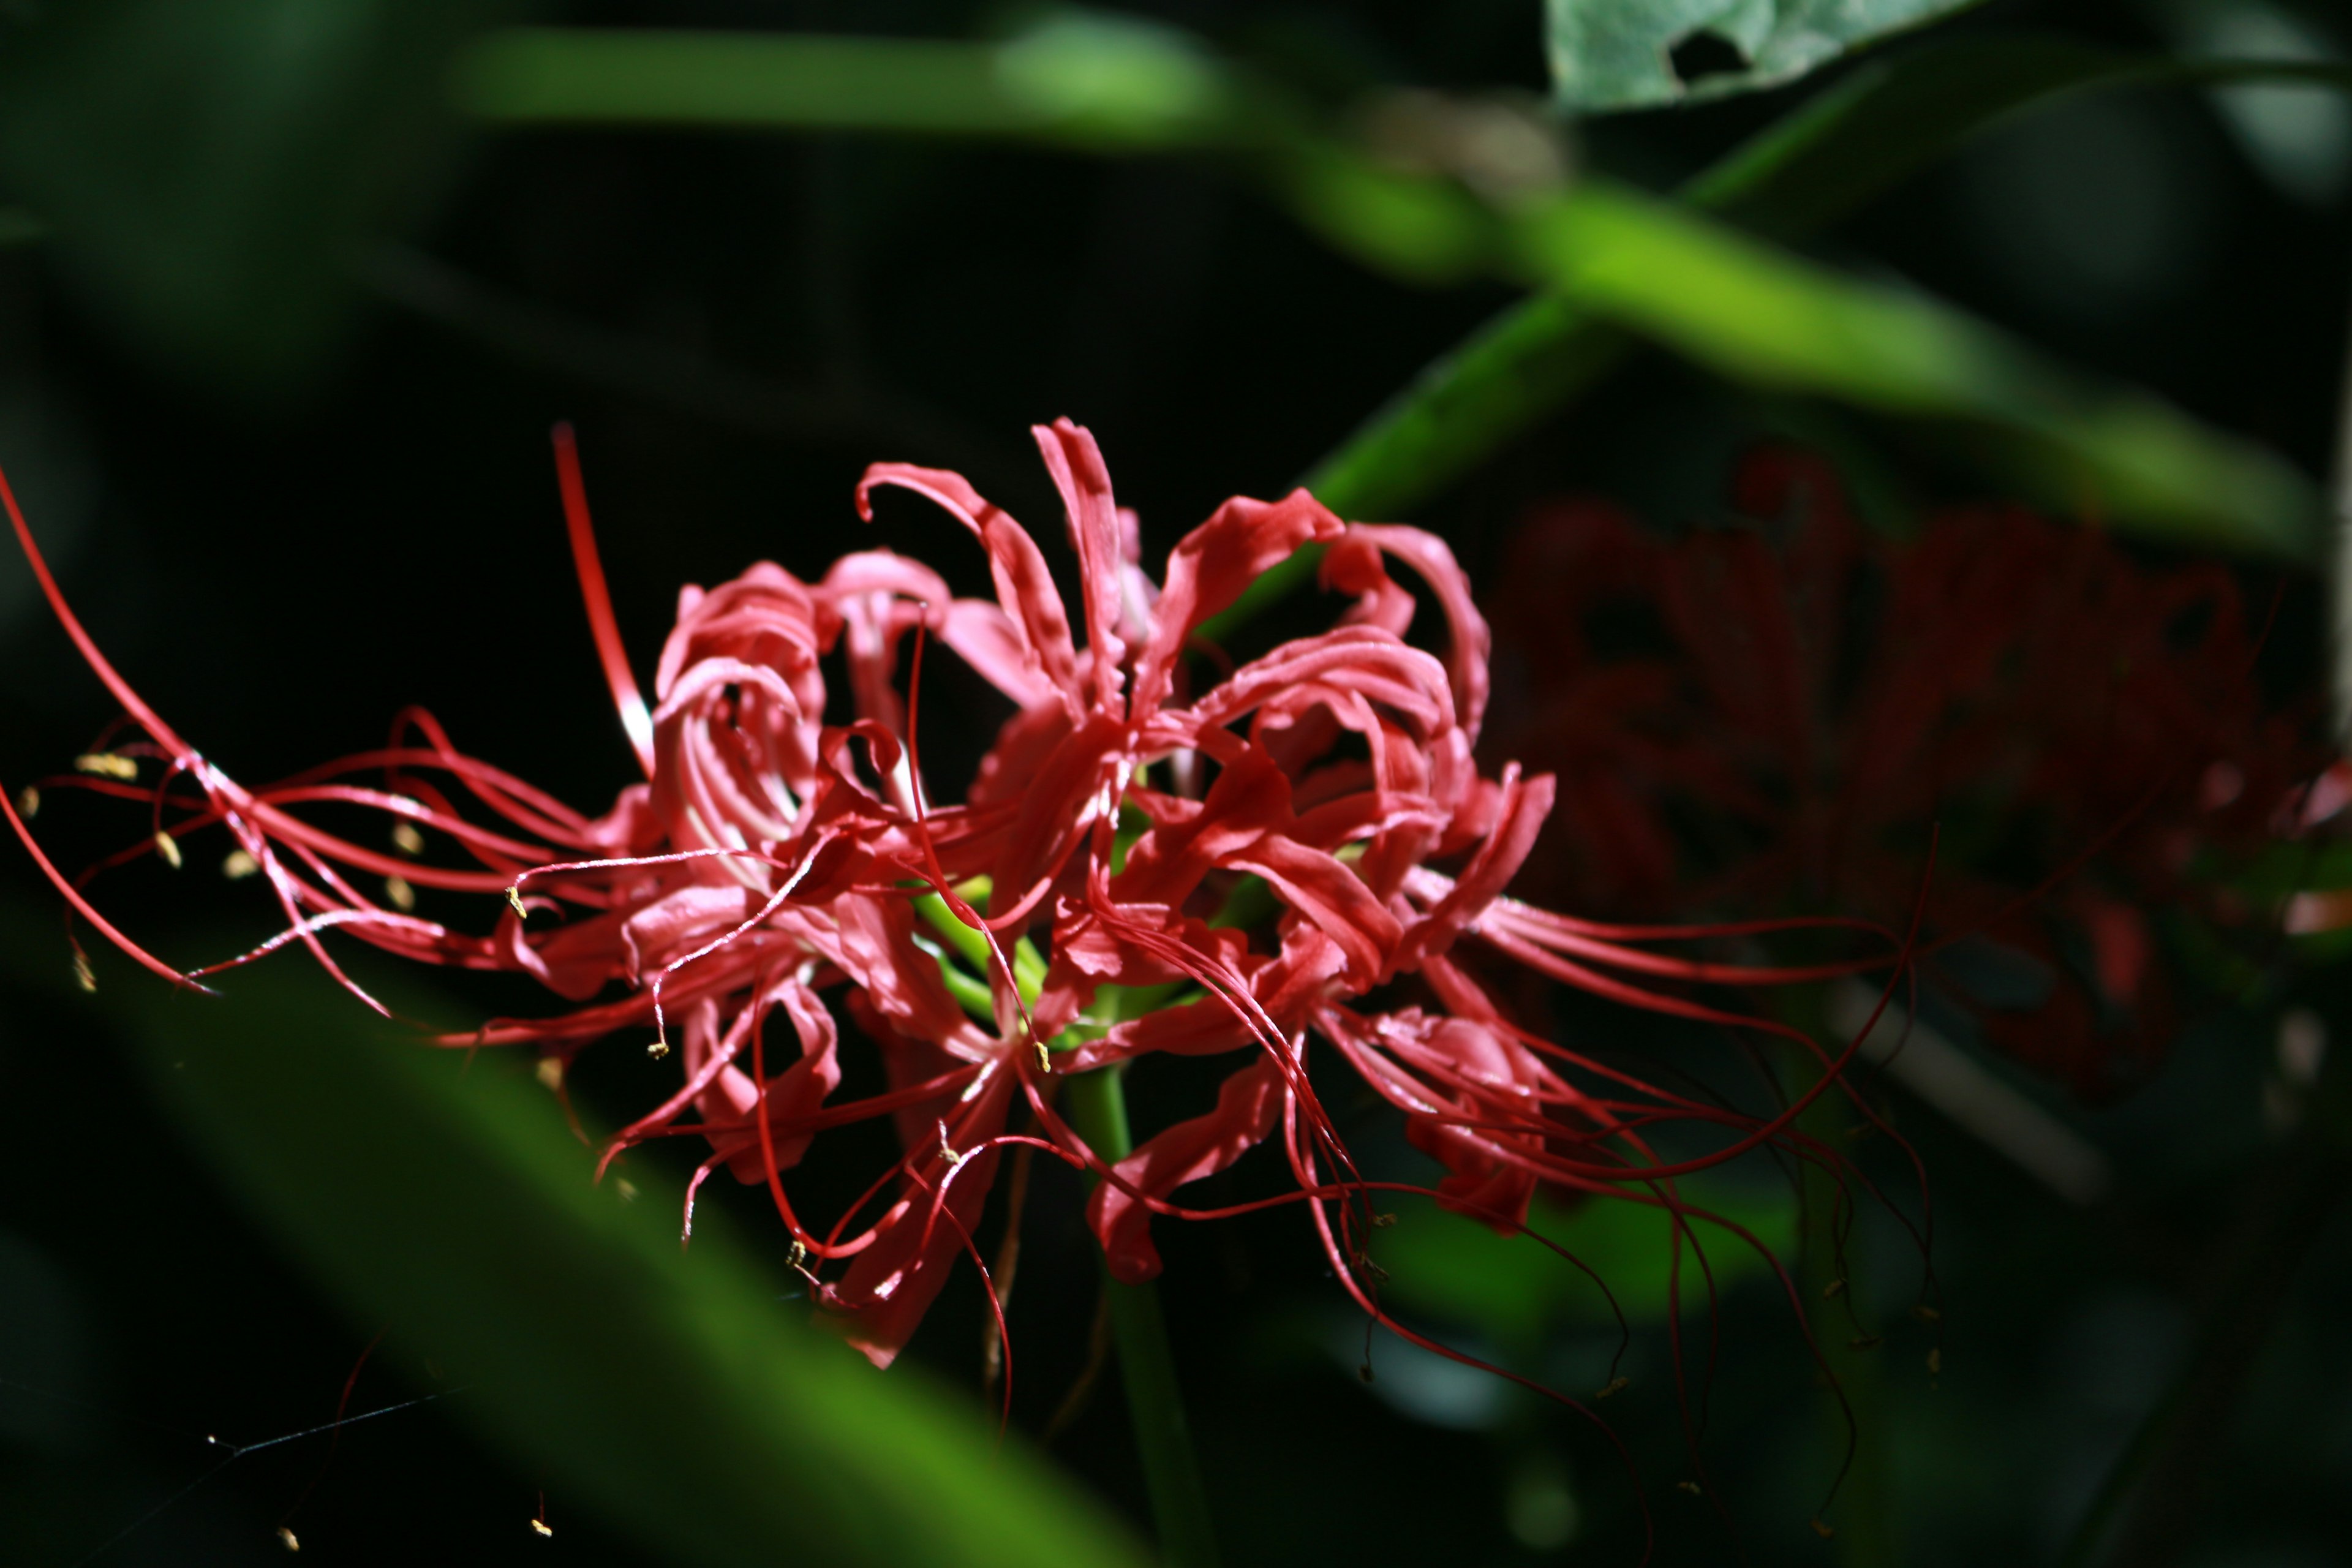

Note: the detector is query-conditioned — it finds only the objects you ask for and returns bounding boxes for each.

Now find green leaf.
[1377,1181,1798,1346]
[1545,0,1985,113]
[1510,183,2316,557]
[0,0,511,394]
[456,15,1245,151]
[4,907,1141,1568]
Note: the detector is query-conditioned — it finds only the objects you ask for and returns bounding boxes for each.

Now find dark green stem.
[1064,1065,1221,1568]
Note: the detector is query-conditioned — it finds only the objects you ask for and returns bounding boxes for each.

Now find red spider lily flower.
[3,425,1907,1409]
[1485,448,2329,1098]
[850,424,1919,1463]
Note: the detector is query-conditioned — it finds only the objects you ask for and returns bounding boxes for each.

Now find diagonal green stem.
[1063,1065,1221,1568]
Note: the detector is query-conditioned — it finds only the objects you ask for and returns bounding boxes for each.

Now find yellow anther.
[277,1525,301,1551]
[535,1057,564,1090]
[153,831,182,870]
[1912,1304,1941,1324]
[383,875,416,913]
[74,752,137,781]
[222,850,259,880]
[390,821,426,856]
[787,1238,810,1272]
[1035,1038,1052,1072]
[15,786,36,818]
[72,950,95,993]
[646,1038,670,1060]
[529,1518,554,1539]
[1848,1334,1883,1351]
[1675,1481,1702,1496]
[614,1178,639,1204]
[1811,1519,1838,1539]
[1926,1348,1942,1376]
[1594,1376,1629,1400]
[506,884,528,920]
[1822,1278,1847,1298]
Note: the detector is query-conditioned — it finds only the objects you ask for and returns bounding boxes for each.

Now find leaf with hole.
[1546,0,1987,113]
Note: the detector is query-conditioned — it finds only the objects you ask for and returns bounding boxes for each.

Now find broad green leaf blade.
[24,930,1142,1568]
[1546,0,1983,113]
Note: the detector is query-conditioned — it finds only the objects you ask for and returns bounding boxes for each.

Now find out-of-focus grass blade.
[10,919,1142,1568]
[1515,184,2316,556]
[457,14,1245,150]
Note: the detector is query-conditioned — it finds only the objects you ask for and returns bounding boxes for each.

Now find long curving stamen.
[0,777,214,993]
[551,423,655,777]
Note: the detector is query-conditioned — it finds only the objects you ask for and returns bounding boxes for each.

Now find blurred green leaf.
[1514,184,2316,556]
[457,15,1245,151]
[1,907,1140,1568]
[0,0,510,394]
[1378,1182,1798,1345]
[1545,0,1983,113]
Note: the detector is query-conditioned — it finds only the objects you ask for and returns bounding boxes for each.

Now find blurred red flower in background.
[1485,449,2332,1099]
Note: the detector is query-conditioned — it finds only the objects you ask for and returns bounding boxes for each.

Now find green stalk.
[1063,1065,1221,1568]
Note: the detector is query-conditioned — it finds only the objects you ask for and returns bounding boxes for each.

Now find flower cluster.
[4,424,1894,1378]
[1484,449,2331,1098]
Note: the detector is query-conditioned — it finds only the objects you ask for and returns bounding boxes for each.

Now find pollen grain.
[74,752,137,781]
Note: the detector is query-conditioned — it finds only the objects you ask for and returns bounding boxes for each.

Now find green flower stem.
[1063,1064,1221,1568]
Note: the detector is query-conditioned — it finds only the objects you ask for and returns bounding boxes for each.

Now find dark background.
[3,1,2349,1564]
